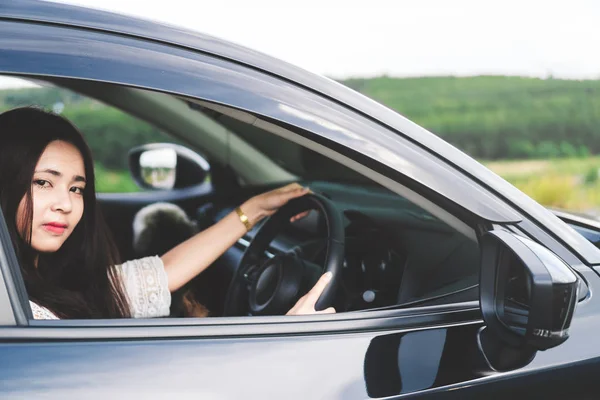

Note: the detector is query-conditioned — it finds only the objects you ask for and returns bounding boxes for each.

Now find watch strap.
[235,206,252,232]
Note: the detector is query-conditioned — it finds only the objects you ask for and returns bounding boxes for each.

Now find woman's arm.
[160,183,310,292]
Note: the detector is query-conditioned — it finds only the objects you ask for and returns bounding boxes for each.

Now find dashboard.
[199,181,481,314]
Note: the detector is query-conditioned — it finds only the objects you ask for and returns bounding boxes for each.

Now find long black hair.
[0,107,130,318]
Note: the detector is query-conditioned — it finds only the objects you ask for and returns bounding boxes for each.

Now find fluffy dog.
[132,202,209,318]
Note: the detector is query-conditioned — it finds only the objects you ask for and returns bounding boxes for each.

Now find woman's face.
[17,140,86,253]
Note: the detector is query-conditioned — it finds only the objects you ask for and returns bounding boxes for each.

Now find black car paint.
[0,1,600,399]
[1,277,600,400]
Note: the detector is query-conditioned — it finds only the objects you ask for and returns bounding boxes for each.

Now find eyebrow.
[35,169,86,183]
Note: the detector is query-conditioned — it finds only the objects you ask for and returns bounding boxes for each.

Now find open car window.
[1,76,480,321]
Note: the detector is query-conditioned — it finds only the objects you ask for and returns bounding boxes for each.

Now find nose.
[50,189,73,213]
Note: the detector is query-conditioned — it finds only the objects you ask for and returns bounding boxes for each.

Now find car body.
[1,1,600,399]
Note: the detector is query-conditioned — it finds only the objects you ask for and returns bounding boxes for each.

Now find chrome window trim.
[0,302,481,340]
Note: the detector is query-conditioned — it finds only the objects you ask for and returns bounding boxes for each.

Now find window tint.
[189,101,373,185]
[187,100,481,310]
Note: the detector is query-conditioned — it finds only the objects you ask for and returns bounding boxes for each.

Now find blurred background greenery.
[1,76,599,215]
[342,76,600,216]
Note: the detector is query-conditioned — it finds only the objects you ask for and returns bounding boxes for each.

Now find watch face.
[236,207,251,231]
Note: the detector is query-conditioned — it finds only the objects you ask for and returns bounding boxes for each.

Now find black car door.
[1,6,600,399]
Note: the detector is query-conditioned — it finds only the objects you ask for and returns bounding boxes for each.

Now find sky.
[1,0,599,88]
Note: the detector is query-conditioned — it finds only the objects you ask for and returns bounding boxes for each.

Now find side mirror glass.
[478,230,579,371]
[139,148,177,190]
[129,143,210,190]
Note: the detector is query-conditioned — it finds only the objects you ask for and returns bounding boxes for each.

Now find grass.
[483,157,600,214]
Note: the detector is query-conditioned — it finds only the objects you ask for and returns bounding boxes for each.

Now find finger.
[304,272,333,305]
[290,210,310,222]
[294,187,310,197]
[276,187,309,206]
[279,183,303,193]
[314,307,336,314]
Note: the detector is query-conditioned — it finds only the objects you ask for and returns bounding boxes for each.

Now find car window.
[1,75,480,321]
[0,77,178,193]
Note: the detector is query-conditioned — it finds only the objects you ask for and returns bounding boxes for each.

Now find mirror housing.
[129,143,210,190]
[478,230,579,370]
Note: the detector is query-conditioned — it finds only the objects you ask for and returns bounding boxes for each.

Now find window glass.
[188,101,373,185]
[186,100,481,311]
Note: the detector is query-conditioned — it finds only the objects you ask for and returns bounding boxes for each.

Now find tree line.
[341,75,600,160]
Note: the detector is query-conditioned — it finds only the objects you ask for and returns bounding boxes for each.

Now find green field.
[484,157,600,214]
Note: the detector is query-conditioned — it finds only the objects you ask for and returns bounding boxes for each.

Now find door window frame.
[0,95,484,336]
[0,19,516,336]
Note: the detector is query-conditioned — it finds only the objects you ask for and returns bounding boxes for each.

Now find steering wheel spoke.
[242,262,263,286]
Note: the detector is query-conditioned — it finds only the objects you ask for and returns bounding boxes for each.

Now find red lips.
[43,222,68,234]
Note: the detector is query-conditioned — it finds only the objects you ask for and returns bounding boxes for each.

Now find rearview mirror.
[478,230,579,371]
[129,143,210,190]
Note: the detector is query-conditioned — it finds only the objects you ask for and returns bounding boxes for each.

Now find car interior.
[1,75,483,319]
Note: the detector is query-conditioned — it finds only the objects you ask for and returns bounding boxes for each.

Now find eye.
[33,179,51,188]
[70,186,85,195]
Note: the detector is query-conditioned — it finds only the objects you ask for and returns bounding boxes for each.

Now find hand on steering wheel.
[286,271,336,315]
[239,183,311,229]
[223,189,344,317]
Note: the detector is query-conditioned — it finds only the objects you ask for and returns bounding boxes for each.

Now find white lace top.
[29,256,171,320]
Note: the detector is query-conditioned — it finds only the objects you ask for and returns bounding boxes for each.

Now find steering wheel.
[223,193,345,316]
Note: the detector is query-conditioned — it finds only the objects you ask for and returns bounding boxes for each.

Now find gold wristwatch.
[235,206,252,232]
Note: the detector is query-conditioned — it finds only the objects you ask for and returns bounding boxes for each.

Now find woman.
[0,106,334,319]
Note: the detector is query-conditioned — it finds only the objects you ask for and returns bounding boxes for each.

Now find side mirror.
[129,143,210,190]
[478,230,578,371]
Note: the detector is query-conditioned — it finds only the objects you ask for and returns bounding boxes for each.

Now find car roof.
[2,0,600,265]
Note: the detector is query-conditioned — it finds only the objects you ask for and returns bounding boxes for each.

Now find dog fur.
[132,202,210,318]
